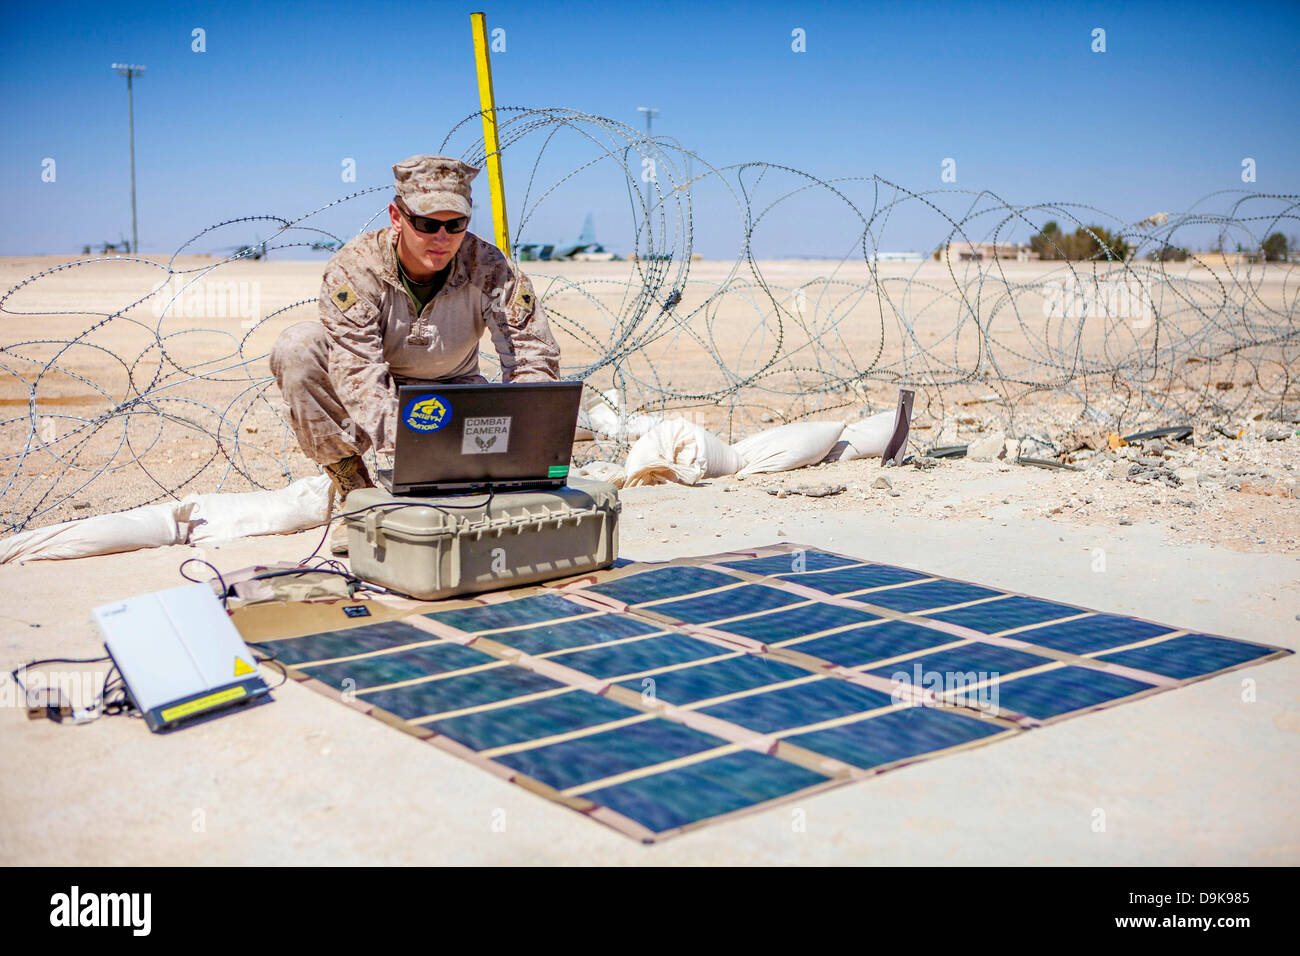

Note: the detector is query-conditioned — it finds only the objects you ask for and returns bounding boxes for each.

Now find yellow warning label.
[161,685,246,723]
[234,656,256,677]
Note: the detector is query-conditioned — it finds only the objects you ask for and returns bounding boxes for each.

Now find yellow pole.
[471,12,510,255]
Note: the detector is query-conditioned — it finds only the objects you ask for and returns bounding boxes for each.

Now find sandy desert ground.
[0,253,1296,865]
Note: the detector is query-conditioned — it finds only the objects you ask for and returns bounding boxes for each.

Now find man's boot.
[324,455,375,555]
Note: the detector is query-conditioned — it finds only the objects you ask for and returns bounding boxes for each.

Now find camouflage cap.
[392,154,479,217]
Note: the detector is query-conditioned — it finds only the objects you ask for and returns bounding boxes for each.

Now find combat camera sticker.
[461,416,511,454]
[402,393,452,433]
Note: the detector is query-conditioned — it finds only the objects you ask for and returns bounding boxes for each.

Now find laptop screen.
[388,381,584,493]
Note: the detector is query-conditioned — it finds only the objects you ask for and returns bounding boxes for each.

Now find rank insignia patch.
[512,284,535,311]
[333,284,358,311]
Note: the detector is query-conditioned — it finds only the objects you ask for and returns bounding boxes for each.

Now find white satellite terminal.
[93,583,271,732]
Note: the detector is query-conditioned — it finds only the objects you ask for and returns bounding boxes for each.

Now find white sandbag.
[624,420,744,487]
[585,388,661,441]
[185,474,332,544]
[822,410,898,462]
[572,460,626,488]
[621,412,663,441]
[0,501,185,564]
[585,401,619,439]
[733,421,845,477]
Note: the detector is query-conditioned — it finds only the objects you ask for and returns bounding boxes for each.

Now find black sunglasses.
[396,200,469,235]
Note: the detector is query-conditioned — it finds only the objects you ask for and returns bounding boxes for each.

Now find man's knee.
[270,321,330,389]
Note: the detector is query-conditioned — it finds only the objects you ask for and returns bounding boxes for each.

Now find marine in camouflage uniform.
[270,155,561,504]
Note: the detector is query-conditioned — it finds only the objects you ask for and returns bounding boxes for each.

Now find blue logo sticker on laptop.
[402,393,451,433]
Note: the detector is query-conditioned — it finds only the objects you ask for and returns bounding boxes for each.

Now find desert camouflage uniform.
[270,226,561,464]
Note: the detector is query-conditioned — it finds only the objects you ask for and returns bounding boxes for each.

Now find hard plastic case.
[342,477,620,600]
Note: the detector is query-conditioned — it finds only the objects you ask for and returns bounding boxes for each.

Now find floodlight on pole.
[111,63,146,254]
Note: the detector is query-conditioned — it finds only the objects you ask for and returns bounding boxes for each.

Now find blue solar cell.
[552,633,729,680]
[1095,634,1276,680]
[424,592,591,634]
[615,655,811,705]
[716,551,862,575]
[776,564,930,594]
[991,666,1153,719]
[787,705,1003,768]
[700,680,894,733]
[267,620,434,666]
[362,666,565,720]
[713,602,880,642]
[924,596,1081,633]
[851,580,1004,613]
[581,565,742,604]
[867,642,1053,682]
[485,614,663,655]
[1013,615,1174,654]
[428,690,643,751]
[303,642,497,690]
[648,584,805,624]
[585,749,830,832]
[495,719,729,791]
[791,620,954,667]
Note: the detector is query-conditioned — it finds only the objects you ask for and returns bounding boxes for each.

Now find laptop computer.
[380,381,584,494]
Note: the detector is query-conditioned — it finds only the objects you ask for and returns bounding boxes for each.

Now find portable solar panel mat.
[240,543,1291,843]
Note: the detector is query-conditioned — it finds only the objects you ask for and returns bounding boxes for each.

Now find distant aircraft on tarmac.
[219,237,270,261]
[514,212,619,262]
[81,236,131,255]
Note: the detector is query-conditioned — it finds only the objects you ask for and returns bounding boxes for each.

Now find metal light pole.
[637,106,658,254]
[111,63,146,254]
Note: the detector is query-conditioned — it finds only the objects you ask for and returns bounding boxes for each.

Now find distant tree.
[1072,225,1132,261]
[1029,221,1063,259]
[1030,221,1130,260]
[1147,244,1188,262]
[1261,232,1289,261]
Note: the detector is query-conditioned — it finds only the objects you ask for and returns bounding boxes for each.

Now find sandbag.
[585,389,661,441]
[572,460,626,488]
[585,401,619,439]
[822,410,898,462]
[624,420,744,486]
[185,475,332,543]
[733,421,845,477]
[0,501,186,564]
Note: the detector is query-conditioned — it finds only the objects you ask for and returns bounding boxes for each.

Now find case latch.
[363,510,384,548]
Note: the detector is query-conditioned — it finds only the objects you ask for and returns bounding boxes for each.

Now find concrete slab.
[2,491,1297,864]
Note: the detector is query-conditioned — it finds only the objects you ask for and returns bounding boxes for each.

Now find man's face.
[389,202,468,279]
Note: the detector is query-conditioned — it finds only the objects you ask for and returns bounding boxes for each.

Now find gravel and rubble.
[640,421,1300,555]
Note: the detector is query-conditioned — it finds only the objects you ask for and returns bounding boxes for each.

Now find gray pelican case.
[342,477,620,600]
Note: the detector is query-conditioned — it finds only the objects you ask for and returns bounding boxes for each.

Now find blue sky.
[1,0,1296,258]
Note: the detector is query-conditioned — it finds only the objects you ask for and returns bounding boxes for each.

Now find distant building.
[938,242,1032,262]
[1190,252,1252,268]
